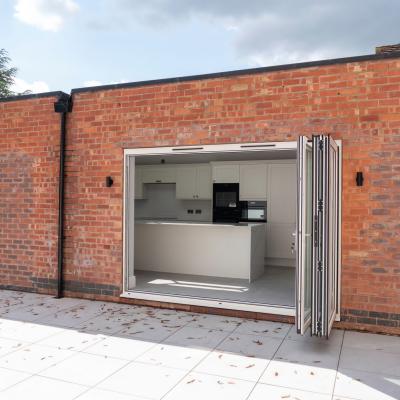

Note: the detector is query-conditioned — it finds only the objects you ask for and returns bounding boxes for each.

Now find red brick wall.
[0,56,399,333]
[0,96,60,294]
[66,57,400,333]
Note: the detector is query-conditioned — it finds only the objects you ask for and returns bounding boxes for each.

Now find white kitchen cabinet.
[176,166,197,199]
[212,164,239,183]
[239,164,267,200]
[141,166,176,184]
[266,223,296,260]
[264,162,296,265]
[196,164,212,199]
[267,164,296,224]
[134,166,146,199]
[176,164,212,200]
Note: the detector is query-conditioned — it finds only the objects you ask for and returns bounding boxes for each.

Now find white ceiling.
[135,149,297,165]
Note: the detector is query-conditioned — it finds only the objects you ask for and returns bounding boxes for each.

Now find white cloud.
[14,0,79,32]
[83,80,103,87]
[83,79,128,87]
[12,78,50,94]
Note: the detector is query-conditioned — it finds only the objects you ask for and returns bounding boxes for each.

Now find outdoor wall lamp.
[106,176,114,187]
[356,171,364,186]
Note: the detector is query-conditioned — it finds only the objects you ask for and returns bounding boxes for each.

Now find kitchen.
[128,149,297,309]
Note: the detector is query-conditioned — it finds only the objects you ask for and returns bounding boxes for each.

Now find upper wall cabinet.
[239,164,267,201]
[196,165,212,199]
[141,166,176,184]
[212,164,240,183]
[176,164,212,200]
[134,166,146,199]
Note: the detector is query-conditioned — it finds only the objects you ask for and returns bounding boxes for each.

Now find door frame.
[121,140,341,318]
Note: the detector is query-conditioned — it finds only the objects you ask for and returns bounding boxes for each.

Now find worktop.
[135,219,264,228]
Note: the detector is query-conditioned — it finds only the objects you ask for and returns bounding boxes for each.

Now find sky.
[1,0,400,94]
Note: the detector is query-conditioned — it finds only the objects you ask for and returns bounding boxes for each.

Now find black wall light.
[106,176,114,187]
[356,171,364,186]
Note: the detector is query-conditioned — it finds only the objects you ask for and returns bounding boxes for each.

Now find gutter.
[54,93,73,298]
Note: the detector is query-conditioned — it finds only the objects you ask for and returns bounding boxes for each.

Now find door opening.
[123,139,341,331]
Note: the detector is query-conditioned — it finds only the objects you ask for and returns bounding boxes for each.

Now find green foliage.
[0,49,17,98]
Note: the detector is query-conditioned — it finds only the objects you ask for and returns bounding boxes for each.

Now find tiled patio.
[0,290,398,400]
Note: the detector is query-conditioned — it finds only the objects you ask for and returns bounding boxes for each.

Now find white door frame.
[121,140,341,318]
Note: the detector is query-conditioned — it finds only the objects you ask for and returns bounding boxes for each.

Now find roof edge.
[71,51,400,95]
[0,91,68,103]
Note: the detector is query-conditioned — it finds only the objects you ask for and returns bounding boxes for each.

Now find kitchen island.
[134,220,266,282]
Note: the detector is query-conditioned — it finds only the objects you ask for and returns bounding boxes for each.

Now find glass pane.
[216,192,236,207]
[304,148,313,315]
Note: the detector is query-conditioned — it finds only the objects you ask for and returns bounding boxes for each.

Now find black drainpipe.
[54,93,72,298]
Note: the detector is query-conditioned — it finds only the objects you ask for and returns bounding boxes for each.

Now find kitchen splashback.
[135,183,212,221]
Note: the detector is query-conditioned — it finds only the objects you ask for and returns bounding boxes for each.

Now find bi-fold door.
[296,135,340,338]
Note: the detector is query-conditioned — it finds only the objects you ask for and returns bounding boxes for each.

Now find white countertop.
[135,219,265,228]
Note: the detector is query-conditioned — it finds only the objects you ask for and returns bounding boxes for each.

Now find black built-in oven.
[212,183,241,223]
[240,200,267,222]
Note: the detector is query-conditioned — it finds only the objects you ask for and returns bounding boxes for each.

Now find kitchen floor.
[0,290,399,400]
[134,266,295,307]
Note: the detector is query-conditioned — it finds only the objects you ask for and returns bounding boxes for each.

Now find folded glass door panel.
[312,135,339,338]
[296,136,313,334]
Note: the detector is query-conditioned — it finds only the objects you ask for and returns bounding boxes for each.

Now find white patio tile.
[0,367,31,391]
[0,337,29,357]
[40,352,129,386]
[194,333,281,381]
[234,319,290,339]
[136,342,209,370]
[37,328,104,351]
[0,319,64,342]
[163,326,230,350]
[99,362,187,399]
[217,332,282,357]
[195,351,269,382]
[186,313,243,331]
[76,388,148,400]
[334,368,400,400]
[248,383,331,400]
[0,292,49,310]
[118,319,184,342]
[0,375,87,400]
[286,325,344,347]
[259,339,339,394]
[260,359,337,394]
[339,347,400,377]
[163,372,255,400]
[75,313,134,335]
[83,335,155,360]
[273,337,340,368]
[343,331,400,354]
[0,344,74,374]
[0,298,84,322]
[148,309,196,325]
[36,301,113,328]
